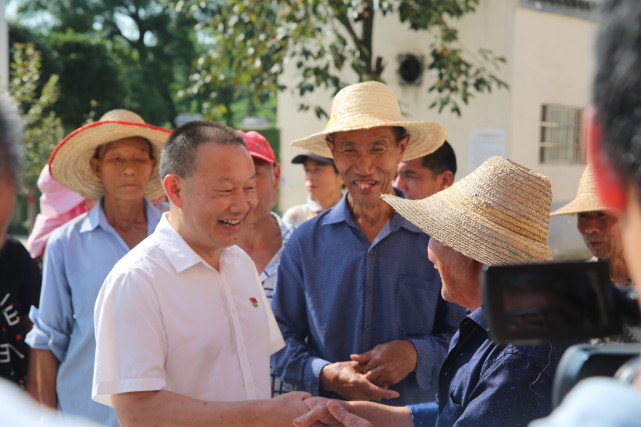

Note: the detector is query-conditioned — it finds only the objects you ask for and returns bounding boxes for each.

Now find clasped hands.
[319,340,417,402]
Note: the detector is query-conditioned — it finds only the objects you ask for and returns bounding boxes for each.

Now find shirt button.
[368,249,375,255]
[366,326,371,334]
[367,286,373,295]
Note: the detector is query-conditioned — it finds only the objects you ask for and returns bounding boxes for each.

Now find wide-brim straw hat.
[382,156,553,266]
[291,81,446,160]
[550,164,606,216]
[49,109,171,201]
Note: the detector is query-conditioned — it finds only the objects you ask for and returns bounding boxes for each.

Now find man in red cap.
[236,130,296,396]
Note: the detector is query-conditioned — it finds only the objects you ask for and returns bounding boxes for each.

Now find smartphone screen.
[482,261,621,344]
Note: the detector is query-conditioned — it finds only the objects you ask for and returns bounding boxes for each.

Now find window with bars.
[539,104,584,165]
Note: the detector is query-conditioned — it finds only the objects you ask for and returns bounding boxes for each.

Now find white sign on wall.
[468,128,507,173]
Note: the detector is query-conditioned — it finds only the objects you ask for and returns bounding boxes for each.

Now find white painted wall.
[510,7,596,259]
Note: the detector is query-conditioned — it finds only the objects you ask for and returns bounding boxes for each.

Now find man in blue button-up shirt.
[272,81,466,405]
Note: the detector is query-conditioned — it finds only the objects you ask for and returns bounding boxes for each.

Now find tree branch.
[331,5,371,73]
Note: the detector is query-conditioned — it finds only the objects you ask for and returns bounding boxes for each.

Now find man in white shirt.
[93,121,315,426]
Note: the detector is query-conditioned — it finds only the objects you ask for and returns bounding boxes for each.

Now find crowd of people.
[1,0,641,425]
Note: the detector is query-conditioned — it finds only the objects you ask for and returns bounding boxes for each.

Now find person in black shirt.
[0,236,41,386]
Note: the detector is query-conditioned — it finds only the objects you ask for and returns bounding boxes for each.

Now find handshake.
[267,340,419,426]
[286,394,373,427]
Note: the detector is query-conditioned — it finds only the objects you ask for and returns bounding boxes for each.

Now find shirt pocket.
[395,275,439,336]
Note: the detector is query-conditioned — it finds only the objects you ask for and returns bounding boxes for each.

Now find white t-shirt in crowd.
[92,213,284,407]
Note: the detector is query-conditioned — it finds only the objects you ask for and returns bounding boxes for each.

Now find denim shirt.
[272,191,466,405]
[26,199,162,426]
[409,307,573,426]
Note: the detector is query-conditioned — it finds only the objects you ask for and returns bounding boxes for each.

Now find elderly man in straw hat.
[272,81,466,405]
[25,110,170,426]
[294,156,574,427]
[551,164,630,287]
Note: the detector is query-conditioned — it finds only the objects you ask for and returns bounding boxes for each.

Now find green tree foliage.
[13,0,201,127]
[175,1,284,124]
[9,25,130,132]
[47,32,129,128]
[10,43,64,193]
[178,0,508,118]
[10,43,65,229]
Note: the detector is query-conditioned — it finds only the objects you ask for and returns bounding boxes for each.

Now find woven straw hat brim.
[290,80,446,160]
[49,121,172,201]
[382,157,553,266]
[550,165,607,216]
[291,120,447,161]
[550,197,608,216]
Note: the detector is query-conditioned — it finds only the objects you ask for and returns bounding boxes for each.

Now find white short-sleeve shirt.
[92,213,284,407]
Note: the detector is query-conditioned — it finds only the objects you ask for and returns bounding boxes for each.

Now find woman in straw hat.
[25,110,171,426]
[551,164,630,287]
[294,157,573,427]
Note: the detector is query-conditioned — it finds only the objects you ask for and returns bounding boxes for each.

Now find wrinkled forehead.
[577,209,618,220]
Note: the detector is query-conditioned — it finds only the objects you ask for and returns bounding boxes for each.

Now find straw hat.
[550,164,607,216]
[291,81,446,160]
[382,156,553,266]
[48,109,171,201]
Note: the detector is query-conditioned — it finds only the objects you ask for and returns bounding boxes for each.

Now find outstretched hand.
[266,391,324,427]
[293,398,372,427]
[326,400,373,427]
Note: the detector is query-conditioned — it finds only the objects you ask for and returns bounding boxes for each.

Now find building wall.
[510,7,595,197]
[277,0,596,258]
[510,7,596,258]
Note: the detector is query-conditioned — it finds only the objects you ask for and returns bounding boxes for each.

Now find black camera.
[482,260,641,345]
[481,260,641,406]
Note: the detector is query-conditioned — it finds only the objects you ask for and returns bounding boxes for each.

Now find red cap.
[237,130,276,164]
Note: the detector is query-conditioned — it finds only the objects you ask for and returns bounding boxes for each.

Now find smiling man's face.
[172,142,258,259]
[328,127,407,208]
